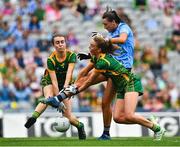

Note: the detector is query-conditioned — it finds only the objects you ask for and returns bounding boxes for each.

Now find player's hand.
[64,85,79,97]
[60,87,75,100]
[77,52,91,60]
[58,102,66,112]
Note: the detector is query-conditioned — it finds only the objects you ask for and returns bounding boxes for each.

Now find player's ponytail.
[102,6,122,24]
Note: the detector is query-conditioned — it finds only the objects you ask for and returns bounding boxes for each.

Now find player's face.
[102,18,117,32]
[53,36,66,52]
[89,39,100,56]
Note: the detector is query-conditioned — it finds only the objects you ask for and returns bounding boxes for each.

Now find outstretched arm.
[77,69,100,92]
[76,62,94,81]
[39,69,102,108]
[57,69,101,99]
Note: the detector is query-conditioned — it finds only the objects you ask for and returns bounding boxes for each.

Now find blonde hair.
[92,34,114,54]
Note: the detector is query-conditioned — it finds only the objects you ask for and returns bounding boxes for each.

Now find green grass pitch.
[0,137,180,146]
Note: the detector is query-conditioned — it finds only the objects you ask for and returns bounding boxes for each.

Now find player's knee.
[125,113,134,121]
[113,116,120,123]
[113,114,125,123]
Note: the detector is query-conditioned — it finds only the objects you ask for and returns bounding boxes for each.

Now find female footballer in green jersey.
[42,34,165,141]
[24,34,86,140]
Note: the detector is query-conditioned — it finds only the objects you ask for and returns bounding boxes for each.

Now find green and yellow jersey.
[41,50,77,90]
[91,54,143,98]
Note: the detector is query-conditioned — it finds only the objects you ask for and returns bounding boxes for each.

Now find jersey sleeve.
[94,59,109,73]
[68,52,77,63]
[47,58,55,72]
[119,24,130,35]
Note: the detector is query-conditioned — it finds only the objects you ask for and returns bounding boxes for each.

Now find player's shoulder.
[47,51,57,65]
[118,22,130,30]
[48,50,56,59]
[97,54,111,68]
[119,22,128,27]
[66,49,76,56]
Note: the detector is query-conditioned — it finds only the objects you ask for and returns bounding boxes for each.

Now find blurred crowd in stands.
[0,0,179,113]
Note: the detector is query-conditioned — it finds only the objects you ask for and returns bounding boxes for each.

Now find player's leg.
[113,91,134,124]
[24,85,53,128]
[63,99,86,140]
[123,92,154,126]
[98,78,116,140]
[79,72,111,138]
[113,99,133,124]
[124,92,165,140]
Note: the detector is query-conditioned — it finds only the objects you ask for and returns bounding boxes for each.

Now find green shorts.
[116,76,143,99]
[40,76,64,90]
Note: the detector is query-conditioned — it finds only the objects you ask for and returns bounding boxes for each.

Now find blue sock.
[103,126,110,136]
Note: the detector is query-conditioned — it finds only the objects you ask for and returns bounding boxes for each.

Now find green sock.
[152,123,161,132]
[76,121,83,129]
[32,111,40,119]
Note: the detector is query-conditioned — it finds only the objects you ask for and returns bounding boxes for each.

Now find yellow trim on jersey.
[68,51,73,61]
[47,69,54,73]
[95,69,130,81]
[99,54,110,66]
[48,58,56,67]
[55,51,66,63]
[48,51,56,66]
[99,53,106,58]
[0,63,4,68]
[49,51,56,58]
[94,69,106,73]
[94,69,119,76]
[122,74,130,81]
[108,70,119,75]
[101,58,110,66]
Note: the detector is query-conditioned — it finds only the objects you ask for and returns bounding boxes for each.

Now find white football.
[54,117,70,132]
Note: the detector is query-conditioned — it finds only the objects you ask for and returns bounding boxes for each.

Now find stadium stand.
[0,0,179,112]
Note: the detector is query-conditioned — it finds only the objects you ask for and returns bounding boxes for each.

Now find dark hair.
[102,6,122,24]
[51,33,66,45]
[92,34,114,54]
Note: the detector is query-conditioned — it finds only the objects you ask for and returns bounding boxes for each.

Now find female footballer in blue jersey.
[41,33,165,141]
[77,8,134,140]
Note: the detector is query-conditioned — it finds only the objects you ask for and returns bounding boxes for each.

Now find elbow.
[120,39,126,43]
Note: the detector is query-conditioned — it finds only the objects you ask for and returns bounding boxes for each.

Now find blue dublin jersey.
[108,22,134,68]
